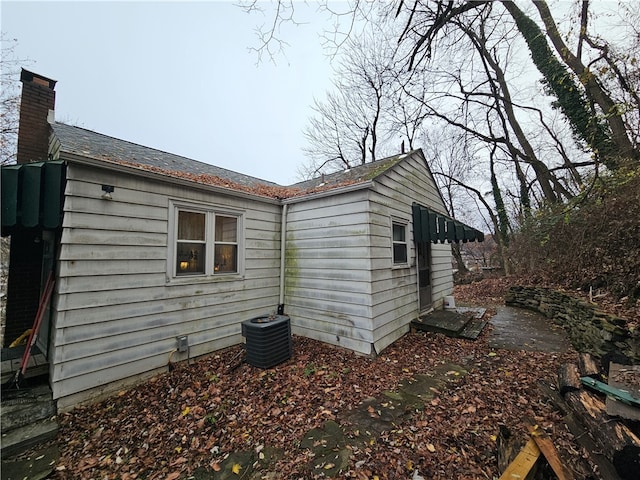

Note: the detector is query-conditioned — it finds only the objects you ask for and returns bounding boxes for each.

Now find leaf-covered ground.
[49,282,593,480]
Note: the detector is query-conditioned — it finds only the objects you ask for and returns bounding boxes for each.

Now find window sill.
[392,263,411,270]
[167,273,244,285]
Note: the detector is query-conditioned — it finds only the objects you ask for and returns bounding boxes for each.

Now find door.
[417,241,432,311]
[35,231,55,358]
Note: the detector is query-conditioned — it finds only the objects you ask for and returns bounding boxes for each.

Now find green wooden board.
[581,376,640,407]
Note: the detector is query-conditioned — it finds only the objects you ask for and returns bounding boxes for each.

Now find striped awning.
[1,161,66,234]
[412,203,484,244]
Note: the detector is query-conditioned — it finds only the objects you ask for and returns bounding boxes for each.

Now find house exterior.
[1,70,483,410]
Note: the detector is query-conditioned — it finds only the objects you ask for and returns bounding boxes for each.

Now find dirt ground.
[45,283,594,480]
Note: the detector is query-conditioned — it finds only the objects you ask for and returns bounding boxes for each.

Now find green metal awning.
[1,161,66,234]
[412,203,484,244]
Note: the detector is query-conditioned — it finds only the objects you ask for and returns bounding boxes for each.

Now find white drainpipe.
[278,203,288,311]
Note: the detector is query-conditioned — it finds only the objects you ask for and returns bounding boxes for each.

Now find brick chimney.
[17,69,57,164]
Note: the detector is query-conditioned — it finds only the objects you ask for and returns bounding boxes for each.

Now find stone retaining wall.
[505,286,639,364]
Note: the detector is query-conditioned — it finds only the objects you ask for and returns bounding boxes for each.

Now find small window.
[214,215,238,273]
[392,222,408,264]
[176,211,206,275]
[172,203,242,278]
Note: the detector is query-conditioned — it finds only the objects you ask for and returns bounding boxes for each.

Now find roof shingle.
[51,123,413,199]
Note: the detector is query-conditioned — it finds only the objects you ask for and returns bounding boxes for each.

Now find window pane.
[178,211,205,241]
[215,216,237,242]
[393,244,407,264]
[215,244,237,273]
[176,242,205,275]
[393,223,405,242]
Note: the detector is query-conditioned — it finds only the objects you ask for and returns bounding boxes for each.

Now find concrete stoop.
[1,385,58,460]
[412,307,487,340]
[0,444,59,480]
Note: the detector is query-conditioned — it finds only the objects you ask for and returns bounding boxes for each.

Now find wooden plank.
[529,427,575,480]
[498,438,541,480]
[606,363,640,421]
[581,376,640,407]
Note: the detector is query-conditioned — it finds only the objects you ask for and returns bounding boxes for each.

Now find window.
[214,215,238,273]
[392,221,408,265]
[172,203,241,277]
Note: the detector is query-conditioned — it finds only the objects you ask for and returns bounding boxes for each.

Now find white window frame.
[168,200,244,281]
[391,217,409,267]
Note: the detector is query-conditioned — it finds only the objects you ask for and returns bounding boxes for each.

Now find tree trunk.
[451,243,468,274]
[532,0,638,163]
[558,363,581,395]
[563,389,640,479]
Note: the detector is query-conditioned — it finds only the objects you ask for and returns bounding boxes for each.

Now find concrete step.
[1,385,56,432]
[412,307,487,340]
[0,417,58,457]
[458,319,488,340]
[1,444,59,480]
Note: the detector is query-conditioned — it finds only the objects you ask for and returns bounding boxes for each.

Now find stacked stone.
[505,286,638,364]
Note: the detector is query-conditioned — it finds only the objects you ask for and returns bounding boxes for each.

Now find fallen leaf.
[232,463,242,474]
[427,443,436,453]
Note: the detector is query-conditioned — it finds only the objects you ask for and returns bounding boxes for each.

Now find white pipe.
[278,203,288,307]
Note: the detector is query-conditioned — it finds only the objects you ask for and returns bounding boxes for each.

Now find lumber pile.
[547,353,640,480]
[497,424,575,480]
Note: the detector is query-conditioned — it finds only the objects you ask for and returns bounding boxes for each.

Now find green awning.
[412,203,484,244]
[1,161,66,234]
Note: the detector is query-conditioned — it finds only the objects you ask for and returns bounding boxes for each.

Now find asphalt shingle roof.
[51,123,279,188]
[290,152,415,190]
[51,123,415,198]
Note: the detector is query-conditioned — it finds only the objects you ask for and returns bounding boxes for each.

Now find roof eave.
[282,180,374,204]
[60,151,282,205]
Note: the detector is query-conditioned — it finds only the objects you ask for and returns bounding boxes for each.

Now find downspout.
[277,203,288,315]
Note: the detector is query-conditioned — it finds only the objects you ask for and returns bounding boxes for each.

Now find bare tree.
[302,27,400,176]
[0,36,26,166]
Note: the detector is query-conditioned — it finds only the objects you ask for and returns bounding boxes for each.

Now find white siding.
[284,190,374,355]
[284,151,454,356]
[50,151,457,408]
[431,243,454,308]
[52,164,282,408]
[369,153,453,353]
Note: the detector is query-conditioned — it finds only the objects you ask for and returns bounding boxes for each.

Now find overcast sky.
[2,1,339,185]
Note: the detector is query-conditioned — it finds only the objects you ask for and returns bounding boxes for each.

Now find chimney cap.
[20,68,57,90]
